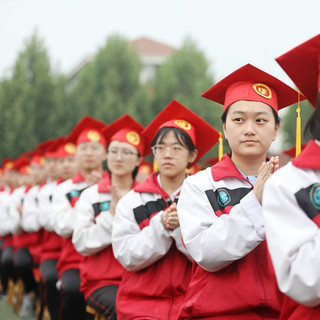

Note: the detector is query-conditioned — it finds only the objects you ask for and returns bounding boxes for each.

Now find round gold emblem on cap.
[5,162,14,169]
[174,120,192,130]
[126,131,140,146]
[253,83,272,99]
[87,130,101,142]
[65,143,76,155]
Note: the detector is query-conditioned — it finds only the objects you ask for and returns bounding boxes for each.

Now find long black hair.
[151,127,196,152]
[304,101,320,140]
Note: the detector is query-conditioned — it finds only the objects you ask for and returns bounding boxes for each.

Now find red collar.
[133,172,173,198]
[25,185,32,193]
[292,140,320,169]
[72,172,86,183]
[211,154,254,187]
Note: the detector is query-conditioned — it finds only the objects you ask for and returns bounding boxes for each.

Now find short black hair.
[304,101,320,140]
[151,127,196,152]
[221,104,281,124]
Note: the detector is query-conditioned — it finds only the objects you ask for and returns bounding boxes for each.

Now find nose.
[163,147,173,158]
[244,120,255,135]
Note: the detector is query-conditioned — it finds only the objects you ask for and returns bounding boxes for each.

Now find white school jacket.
[112,172,190,272]
[263,139,320,307]
[178,154,264,273]
[38,181,59,232]
[72,175,113,256]
[20,185,42,232]
[52,174,89,238]
[0,187,14,235]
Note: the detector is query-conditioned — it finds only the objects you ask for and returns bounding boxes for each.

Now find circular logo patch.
[217,189,231,207]
[65,143,76,155]
[253,83,272,99]
[100,201,110,212]
[174,120,192,131]
[70,190,79,198]
[5,162,14,170]
[310,184,320,210]
[126,131,140,146]
[87,130,101,142]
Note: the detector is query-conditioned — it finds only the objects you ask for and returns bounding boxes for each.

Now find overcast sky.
[1,0,320,86]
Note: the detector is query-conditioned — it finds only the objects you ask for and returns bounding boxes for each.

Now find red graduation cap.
[68,116,108,147]
[142,99,220,166]
[202,64,303,114]
[14,156,31,175]
[55,137,77,158]
[282,143,307,158]
[102,114,149,157]
[30,150,45,166]
[36,139,58,158]
[276,34,320,108]
[2,158,15,171]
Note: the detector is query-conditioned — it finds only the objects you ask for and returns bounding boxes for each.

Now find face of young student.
[56,156,78,181]
[154,130,197,178]
[30,163,47,185]
[107,140,141,177]
[223,100,280,160]
[44,157,57,180]
[76,141,107,171]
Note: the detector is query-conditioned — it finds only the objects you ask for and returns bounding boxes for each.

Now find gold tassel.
[153,157,158,172]
[218,132,223,161]
[296,92,301,157]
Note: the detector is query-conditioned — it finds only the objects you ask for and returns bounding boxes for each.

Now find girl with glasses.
[112,100,219,319]
[72,114,147,320]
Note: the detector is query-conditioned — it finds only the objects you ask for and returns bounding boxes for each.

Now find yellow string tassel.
[218,132,224,161]
[153,157,158,172]
[296,92,301,157]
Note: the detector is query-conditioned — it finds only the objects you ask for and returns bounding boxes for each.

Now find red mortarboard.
[14,156,31,174]
[276,34,320,108]
[30,153,45,166]
[2,158,15,171]
[202,64,303,114]
[68,116,108,147]
[142,99,220,165]
[36,139,58,158]
[282,143,307,158]
[138,160,153,175]
[103,114,149,157]
[55,137,77,158]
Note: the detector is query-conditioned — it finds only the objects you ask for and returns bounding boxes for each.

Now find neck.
[231,153,266,176]
[111,174,134,191]
[160,171,186,196]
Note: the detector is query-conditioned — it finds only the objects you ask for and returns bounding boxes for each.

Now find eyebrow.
[231,110,269,115]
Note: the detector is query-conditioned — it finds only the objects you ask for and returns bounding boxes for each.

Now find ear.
[188,149,198,164]
[272,122,280,141]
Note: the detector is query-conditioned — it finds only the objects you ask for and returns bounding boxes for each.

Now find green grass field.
[0,299,35,320]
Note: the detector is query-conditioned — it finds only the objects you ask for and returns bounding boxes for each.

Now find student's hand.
[109,185,121,216]
[253,157,277,204]
[86,170,103,186]
[162,202,180,231]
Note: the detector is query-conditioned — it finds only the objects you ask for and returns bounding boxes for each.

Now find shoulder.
[183,167,213,190]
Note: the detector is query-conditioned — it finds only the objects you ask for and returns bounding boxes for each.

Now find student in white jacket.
[263,34,320,319]
[112,100,219,320]
[73,114,146,320]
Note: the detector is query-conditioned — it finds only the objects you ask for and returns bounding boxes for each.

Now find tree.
[281,99,314,148]
[151,36,223,159]
[0,32,67,159]
[68,34,151,127]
